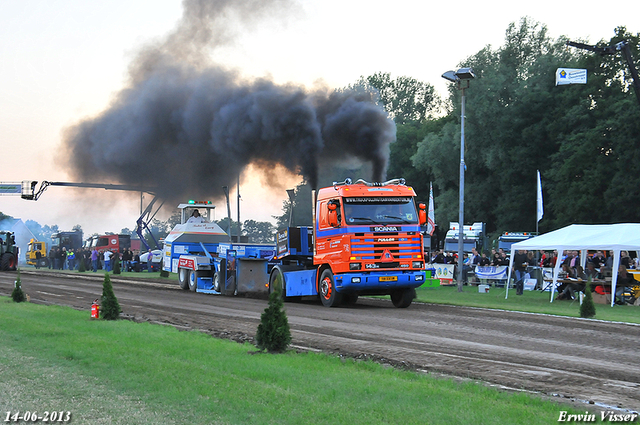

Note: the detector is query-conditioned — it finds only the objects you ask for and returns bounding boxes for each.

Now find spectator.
[103,250,113,272]
[615,265,637,304]
[35,249,42,269]
[470,248,481,266]
[122,248,132,272]
[512,250,529,295]
[133,250,141,272]
[526,251,536,266]
[67,249,76,271]
[621,251,632,269]
[91,248,99,272]
[542,250,557,268]
[478,252,491,266]
[147,250,153,272]
[590,250,605,268]
[433,250,446,264]
[585,262,601,280]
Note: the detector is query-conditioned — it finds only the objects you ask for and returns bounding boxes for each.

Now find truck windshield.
[343,197,418,225]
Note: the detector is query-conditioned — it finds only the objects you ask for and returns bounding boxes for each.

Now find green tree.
[11,271,26,303]
[215,217,239,239]
[255,283,291,353]
[145,219,169,242]
[100,273,121,320]
[351,72,440,124]
[242,220,276,243]
[580,279,596,318]
[410,18,640,236]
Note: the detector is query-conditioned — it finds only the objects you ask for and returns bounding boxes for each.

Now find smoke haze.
[60,0,396,205]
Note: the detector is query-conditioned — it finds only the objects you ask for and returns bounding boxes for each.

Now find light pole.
[442,67,475,292]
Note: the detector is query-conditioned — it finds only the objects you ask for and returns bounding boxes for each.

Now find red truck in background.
[84,234,137,254]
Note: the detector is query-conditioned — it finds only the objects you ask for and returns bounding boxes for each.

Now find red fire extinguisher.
[91,299,100,319]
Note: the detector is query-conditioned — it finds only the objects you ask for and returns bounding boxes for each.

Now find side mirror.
[327,202,339,227]
[418,203,427,226]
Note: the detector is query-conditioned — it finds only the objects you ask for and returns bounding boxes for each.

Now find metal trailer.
[175,241,276,296]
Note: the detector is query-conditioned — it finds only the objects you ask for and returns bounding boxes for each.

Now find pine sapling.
[580,277,596,319]
[255,277,291,353]
[11,271,26,303]
[100,273,121,320]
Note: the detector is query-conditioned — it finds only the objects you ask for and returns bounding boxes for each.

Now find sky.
[1,0,638,238]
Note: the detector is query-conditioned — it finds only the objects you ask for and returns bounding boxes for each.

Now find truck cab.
[26,239,48,268]
[314,178,427,307]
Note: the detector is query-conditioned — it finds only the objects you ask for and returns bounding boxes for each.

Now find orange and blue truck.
[270,178,427,307]
[170,178,427,308]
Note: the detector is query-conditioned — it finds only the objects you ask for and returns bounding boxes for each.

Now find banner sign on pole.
[429,263,455,285]
[555,68,587,86]
[474,266,508,280]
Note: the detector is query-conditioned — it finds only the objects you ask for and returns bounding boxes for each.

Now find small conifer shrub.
[255,279,291,353]
[11,271,26,303]
[100,273,121,320]
[580,278,596,319]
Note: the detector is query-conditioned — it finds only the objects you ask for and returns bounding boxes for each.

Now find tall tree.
[351,72,440,124]
[411,18,640,238]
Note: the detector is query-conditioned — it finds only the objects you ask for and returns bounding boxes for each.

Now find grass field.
[24,266,640,323]
[415,285,640,324]
[0,297,581,425]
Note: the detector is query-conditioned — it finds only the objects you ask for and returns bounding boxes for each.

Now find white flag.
[427,182,436,236]
[536,170,544,223]
[555,68,587,86]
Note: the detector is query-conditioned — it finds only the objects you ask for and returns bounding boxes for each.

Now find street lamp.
[442,67,475,292]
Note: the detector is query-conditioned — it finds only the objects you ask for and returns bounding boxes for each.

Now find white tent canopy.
[505,223,640,306]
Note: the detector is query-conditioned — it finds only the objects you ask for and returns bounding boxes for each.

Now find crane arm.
[22,180,156,201]
[20,180,164,250]
[567,40,640,106]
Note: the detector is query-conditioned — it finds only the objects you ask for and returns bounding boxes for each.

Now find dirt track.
[1,270,639,412]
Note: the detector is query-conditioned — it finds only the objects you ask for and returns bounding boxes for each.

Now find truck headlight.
[350,263,362,270]
[351,277,361,283]
[415,274,424,281]
[412,261,424,269]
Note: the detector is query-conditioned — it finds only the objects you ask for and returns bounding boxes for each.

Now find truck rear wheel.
[319,269,342,307]
[188,270,197,292]
[391,288,415,308]
[1,253,17,271]
[214,259,226,293]
[268,268,286,298]
[178,268,189,290]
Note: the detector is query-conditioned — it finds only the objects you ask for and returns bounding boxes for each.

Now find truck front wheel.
[188,270,197,292]
[269,268,286,298]
[391,288,415,308]
[319,269,342,307]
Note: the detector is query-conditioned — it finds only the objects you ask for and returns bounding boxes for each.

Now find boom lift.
[17,180,163,251]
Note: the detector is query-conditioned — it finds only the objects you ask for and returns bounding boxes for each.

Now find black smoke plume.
[60,0,396,204]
